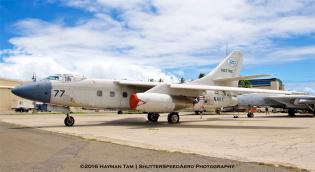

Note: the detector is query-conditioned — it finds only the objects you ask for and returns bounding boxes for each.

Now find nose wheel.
[64,115,75,126]
[168,112,179,123]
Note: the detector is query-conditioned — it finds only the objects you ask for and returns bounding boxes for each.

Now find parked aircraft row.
[237,93,315,116]
[11,51,313,126]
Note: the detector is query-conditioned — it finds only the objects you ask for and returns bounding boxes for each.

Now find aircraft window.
[43,74,86,82]
[110,91,115,97]
[97,90,102,97]
[46,76,60,80]
[122,92,128,98]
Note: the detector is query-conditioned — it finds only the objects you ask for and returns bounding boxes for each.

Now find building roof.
[248,78,283,87]
[0,77,24,83]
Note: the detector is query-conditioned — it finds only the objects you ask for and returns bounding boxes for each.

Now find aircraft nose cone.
[11,87,20,96]
[11,81,52,103]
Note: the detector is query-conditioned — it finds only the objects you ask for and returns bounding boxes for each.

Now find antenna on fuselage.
[32,73,37,82]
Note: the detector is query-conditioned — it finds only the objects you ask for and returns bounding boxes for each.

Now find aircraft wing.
[170,84,302,95]
[116,80,160,88]
[266,95,315,105]
[213,74,271,82]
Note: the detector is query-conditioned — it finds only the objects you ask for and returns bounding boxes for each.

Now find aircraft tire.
[288,109,296,117]
[247,112,254,118]
[117,110,123,114]
[195,111,200,115]
[147,113,159,122]
[64,116,75,126]
[168,112,179,123]
[216,109,221,115]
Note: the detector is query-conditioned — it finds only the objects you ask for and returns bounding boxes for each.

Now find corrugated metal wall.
[0,79,23,112]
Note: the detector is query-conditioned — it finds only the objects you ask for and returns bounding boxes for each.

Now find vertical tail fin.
[191,50,243,87]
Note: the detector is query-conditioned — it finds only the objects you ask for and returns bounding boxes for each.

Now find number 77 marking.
[54,90,65,97]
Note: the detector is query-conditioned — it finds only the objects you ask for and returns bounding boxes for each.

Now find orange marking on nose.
[129,93,140,110]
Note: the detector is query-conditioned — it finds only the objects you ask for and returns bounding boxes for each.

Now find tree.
[149,79,154,82]
[198,73,205,79]
[158,78,163,82]
[239,80,252,88]
[180,77,185,83]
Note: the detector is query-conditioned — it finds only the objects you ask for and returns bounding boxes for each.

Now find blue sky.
[0,0,315,93]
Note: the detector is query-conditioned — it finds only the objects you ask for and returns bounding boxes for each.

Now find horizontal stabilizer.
[213,74,271,82]
[170,84,302,95]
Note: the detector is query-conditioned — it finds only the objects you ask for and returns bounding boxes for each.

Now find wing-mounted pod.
[129,93,175,112]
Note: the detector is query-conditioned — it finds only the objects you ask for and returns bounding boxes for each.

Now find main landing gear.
[168,112,179,123]
[247,112,254,118]
[64,114,75,126]
[288,108,296,117]
[246,107,256,118]
[147,112,160,122]
[147,112,180,123]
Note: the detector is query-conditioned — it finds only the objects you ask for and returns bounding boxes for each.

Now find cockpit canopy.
[44,74,86,82]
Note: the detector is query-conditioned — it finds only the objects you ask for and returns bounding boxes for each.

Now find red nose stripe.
[129,93,140,109]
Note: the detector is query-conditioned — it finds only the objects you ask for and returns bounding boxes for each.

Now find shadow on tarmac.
[257,114,314,118]
[10,116,306,130]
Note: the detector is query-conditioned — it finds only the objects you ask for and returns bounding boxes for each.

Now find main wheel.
[215,109,221,115]
[195,111,200,115]
[147,113,159,122]
[64,116,75,126]
[247,112,254,118]
[168,112,180,123]
[288,108,296,117]
[117,110,123,114]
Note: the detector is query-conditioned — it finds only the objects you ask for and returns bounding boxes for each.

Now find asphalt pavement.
[0,121,298,172]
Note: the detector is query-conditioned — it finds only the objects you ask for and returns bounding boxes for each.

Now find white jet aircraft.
[11,51,299,126]
[237,93,315,117]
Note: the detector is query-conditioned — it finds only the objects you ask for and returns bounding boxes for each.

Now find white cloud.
[1,0,315,81]
[285,81,315,95]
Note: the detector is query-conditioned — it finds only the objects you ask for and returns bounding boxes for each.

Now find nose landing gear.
[64,114,75,126]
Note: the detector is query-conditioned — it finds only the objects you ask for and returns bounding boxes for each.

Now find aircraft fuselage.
[12,79,238,111]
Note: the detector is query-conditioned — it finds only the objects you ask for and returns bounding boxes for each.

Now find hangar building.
[0,78,33,112]
[248,78,284,90]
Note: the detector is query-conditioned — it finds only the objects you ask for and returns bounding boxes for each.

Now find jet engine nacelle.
[129,93,175,112]
[294,98,315,105]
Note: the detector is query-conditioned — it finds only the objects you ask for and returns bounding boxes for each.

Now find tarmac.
[0,121,293,172]
[0,112,314,171]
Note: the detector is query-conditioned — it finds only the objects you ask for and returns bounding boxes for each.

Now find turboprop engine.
[129,93,175,112]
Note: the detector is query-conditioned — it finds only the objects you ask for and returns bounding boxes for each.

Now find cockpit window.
[43,74,86,82]
[45,75,61,80]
